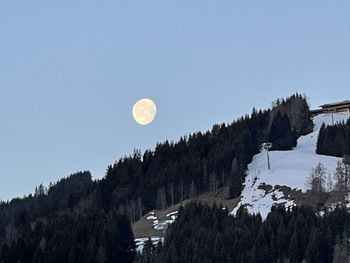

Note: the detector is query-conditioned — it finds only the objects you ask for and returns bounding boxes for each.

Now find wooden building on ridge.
[311,100,350,116]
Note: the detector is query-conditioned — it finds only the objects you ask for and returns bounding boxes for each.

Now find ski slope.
[231,112,350,219]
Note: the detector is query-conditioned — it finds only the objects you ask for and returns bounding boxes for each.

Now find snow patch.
[135,237,164,253]
[152,211,178,230]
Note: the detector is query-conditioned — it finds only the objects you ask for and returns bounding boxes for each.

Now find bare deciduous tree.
[168,183,174,206]
[307,163,326,193]
[334,161,347,192]
[334,157,350,192]
[326,172,333,192]
[156,188,166,210]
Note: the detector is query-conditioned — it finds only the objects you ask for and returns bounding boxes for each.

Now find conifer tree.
[305,228,331,263]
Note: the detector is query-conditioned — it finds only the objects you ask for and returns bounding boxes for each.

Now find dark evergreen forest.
[137,203,350,263]
[0,172,136,262]
[0,94,312,262]
[317,117,350,157]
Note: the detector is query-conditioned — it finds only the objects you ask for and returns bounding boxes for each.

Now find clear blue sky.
[1,1,349,200]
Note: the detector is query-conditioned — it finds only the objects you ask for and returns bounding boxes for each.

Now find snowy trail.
[231,112,350,219]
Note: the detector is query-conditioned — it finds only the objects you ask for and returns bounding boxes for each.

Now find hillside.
[232,112,350,219]
[1,94,343,262]
[138,202,350,263]
[134,111,350,253]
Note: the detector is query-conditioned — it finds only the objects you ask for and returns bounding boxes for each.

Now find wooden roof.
[320,100,350,108]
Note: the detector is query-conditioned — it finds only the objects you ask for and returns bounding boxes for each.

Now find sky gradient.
[1,1,349,200]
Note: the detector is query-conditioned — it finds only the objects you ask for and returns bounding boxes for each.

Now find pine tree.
[269,111,296,150]
[333,237,350,263]
[305,228,331,263]
[317,122,326,154]
[288,231,300,263]
[141,238,156,263]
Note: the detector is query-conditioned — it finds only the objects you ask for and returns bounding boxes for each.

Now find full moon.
[132,98,157,125]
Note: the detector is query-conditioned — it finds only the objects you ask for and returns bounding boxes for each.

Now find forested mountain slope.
[0,94,313,262]
[136,203,350,263]
[134,109,350,254]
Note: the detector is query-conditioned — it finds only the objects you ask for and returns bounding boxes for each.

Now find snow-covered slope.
[231,112,350,219]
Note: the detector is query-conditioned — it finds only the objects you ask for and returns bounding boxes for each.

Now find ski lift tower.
[261,142,273,170]
[330,109,336,125]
